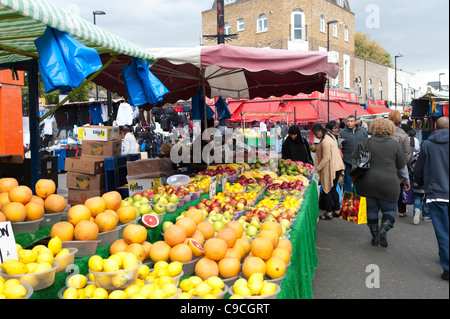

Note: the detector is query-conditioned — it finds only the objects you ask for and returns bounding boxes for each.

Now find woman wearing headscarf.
[312,124,345,220]
[281,125,313,164]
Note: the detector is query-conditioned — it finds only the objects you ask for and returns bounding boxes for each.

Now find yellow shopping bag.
[339,187,367,224]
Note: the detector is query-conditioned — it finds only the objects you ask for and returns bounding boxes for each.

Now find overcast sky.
[48,0,449,85]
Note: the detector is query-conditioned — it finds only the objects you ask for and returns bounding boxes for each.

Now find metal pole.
[217,0,225,45]
[28,59,41,190]
[327,23,330,122]
[395,56,397,111]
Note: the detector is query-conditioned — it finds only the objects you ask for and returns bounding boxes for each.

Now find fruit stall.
[0,159,319,300]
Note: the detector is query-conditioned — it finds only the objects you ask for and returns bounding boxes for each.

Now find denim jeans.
[413,194,431,218]
[366,196,397,222]
[428,201,449,274]
[343,162,353,193]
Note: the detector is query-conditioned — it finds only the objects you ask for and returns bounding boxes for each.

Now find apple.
[132,193,142,202]
[188,185,197,193]
[162,221,173,232]
[168,194,179,204]
[139,197,150,205]
[138,204,152,215]
[166,203,177,214]
[280,219,291,230]
[205,200,213,207]
[242,221,250,230]
[196,203,206,209]
[236,202,245,211]
[132,201,142,209]
[120,200,132,207]
[215,214,222,221]
[207,216,217,224]
[212,207,222,214]
[250,218,261,229]
[146,189,156,199]
[246,225,258,237]
[200,198,208,204]
[202,210,209,218]
[157,197,168,205]
[213,220,225,232]
[153,203,165,214]
[223,211,234,220]
[229,199,238,208]
[152,194,162,205]
[187,206,197,211]
[141,190,150,198]
[222,216,231,224]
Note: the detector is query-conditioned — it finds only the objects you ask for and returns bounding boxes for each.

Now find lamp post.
[439,73,445,91]
[93,11,106,101]
[327,20,338,122]
[394,52,403,111]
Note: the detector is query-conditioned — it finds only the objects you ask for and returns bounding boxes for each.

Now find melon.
[141,214,160,229]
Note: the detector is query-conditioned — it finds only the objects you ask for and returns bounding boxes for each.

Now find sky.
[48,0,449,85]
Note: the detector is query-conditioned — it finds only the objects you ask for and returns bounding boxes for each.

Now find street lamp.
[93,11,106,101]
[394,52,403,111]
[327,20,338,122]
[439,73,445,91]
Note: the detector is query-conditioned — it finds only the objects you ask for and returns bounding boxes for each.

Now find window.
[224,22,231,35]
[332,23,338,37]
[356,77,362,97]
[320,15,325,33]
[368,79,373,99]
[344,26,349,42]
[332,51,339,86]
[291,10,305,40]
[379,81,383,100]
[237,19,244,31]
[343,55,350,88]
[257,14,268,33]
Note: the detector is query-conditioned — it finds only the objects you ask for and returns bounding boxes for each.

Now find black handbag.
[350,138,371,181]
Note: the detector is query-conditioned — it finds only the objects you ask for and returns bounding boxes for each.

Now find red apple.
[196,203,206,209]
[188,206,197,211]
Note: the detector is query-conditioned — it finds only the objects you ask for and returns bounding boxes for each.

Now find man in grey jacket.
[414,116,449,280]
[339,115,368,193]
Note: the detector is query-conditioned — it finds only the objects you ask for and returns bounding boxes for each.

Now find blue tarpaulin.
[34,27,103,93]
[191,89,214,121]
[215,96,231,121]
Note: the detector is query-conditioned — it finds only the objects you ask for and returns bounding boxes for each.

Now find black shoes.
[368,223,379,246]
[441,272,449,281]
[379,218,394,248]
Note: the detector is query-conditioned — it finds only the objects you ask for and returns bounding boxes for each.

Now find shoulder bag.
[349,138,371,182]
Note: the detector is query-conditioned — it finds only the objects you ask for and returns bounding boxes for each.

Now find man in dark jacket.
[339,115,368,193]
[414,116,449,280]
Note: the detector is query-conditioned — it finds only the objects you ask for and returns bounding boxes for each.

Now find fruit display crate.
[104,153,141,192]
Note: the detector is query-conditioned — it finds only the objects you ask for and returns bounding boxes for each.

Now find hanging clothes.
[89,102,104,125]
[115,102,134,126]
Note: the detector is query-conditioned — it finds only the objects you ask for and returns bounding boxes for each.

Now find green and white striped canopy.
[0,0,156,65]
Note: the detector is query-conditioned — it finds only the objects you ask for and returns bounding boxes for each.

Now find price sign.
[222,173,229,191]
[209,176,217,199]
[0,222,19,263]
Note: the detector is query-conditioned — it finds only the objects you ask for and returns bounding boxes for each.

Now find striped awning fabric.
[0,0,156,65]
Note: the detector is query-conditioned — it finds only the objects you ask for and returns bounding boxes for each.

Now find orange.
[35,179,56,199]
[122,224,148,244]
[203,238,227,261]
[142,241,152,260]
[250,237,273,261]
[44,194,66,214]
[73,220,99,241]
[196,221,215,240]
[110,239,129,255]
[265,256,286,279]
[169,243,193,263]
[242,256,266,279]
[189,229,205,246]
[126,243,146,261]
[218,257,241,279]
[116,206,137,224]
[0,212,6,222]
[67,204,91,226]
[277,238,292,254]
[260,220,282,237]
[0,177,18,194]
[8,185,33,204]
[30,195,45,207]
[184,209,204,224]
[216,228,237,248]
[84,196,106,218]
[2,202,27,222]
[257,229,279,249]
[232,241,246,259]
[195,257,219,280]
[149,241,171,262]
[175,217,197,238]
[0,192,11,207]
[101,191,122,211]
[235,236,250,255]
[271,247,291,265]
[224,248,242,260]
[51,221,75,241]
[25,201,45,221]
[104,209,119,223]
[94,212,118,232]
[164,225,187,247]
[226,221,244,238]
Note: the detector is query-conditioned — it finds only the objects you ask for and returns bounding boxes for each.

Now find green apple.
[162,221,173,232]
[215,214,222,221]
[246,225,258,237]
[207,216,217,223]
[213,220,225,232]
[152,194,162,205]
[166,203,177,214]
[134,207,140,218]
[139,197,150,205]
[222,216,231,224]
[132,194,142,202]
[157,197,169,205]
[242,221,250,230]
[132,201,142,209]
[208,211,217,218]
[250,218,261,229]
[222,211,233,220]
[138,204,152,215]
[280,219,291,230]
[120,200,132,207]
[153,203,165,214]
[168,194,179,204]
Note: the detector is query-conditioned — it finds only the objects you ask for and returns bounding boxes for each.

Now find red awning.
[228,100,282,122]
[366,106,392,115]
[338,101,370,117]
[311,100,351,122]
[278,100,322,123]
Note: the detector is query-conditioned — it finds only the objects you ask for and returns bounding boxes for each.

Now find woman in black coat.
[281,125,313,164]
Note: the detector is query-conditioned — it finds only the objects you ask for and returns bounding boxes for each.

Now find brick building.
[202,0,355,90]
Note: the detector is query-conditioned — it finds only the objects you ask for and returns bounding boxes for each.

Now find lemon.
[47,236,62,255]
[205,276,224,290]
[137,264,150,280]
[109,254,123,268]
[18,249,37,264]
[88,273,95,282]
[139,283,158,298]
[103,258,120,272]
[88,255,103,272]
[67,274,88,289]
[156,275,173,288]
[62,287,79,299]
[148,288,167,299]
[145,274,155,282]
[167,261,182,277]
[249,281,264,295]
[107,289,126,299]
[0,294,5,299]
[189,276,203,287]
[36,252,53,264]
[153,261,169,270]
[233,278,248,291]
[179,278,194,292]
[78,288,87,299]
[155,267,170,278]
[129,293,146,299]
[229,294,245,299]
[2,260,26,275]
[248,272,264,285]
[123,253,139,270]
[193,282,212,297]
[34,262,52,273]
[4,279,21,288]
[178,292,192,299]
[16,244,23,253]
[161,283,178,298]
[202,294,217,299]
[84,284,97,298]
[55,248,70,258]
[211,288,223,296]
[31,244,46,255]
[135,278,145,287]
[111,273,128,289]
[125,284,141,298]
[0,281,5,294]
[260,282,277,295]
[92,287,108,299]
[0,276,4,283]
[3,282,27,299]
[25,262,38,274]
[234,285,251,296]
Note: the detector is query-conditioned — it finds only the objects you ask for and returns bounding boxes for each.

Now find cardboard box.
[126,158,174,196]
[66,172,105,191]
[82,139,122,158]
[77,125,119,142]
[68,189,105,205]
[127,177,167,196]
[65,157,105,175]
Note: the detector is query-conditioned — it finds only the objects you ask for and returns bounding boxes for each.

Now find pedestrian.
[410,152,431,224]
[408,130,420,154]
[414,116,449,281]
[312,124,345,220]
[401,115,413,134]
[352,118,410,247]
[325,121,343,159]
[339,115,368,193]
[280,119,288,140]
[119,126,139,154]
[388,110,413,217]
[281,125,313,164]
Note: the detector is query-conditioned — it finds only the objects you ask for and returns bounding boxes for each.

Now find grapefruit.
[218,257,241,278]
[164,225,187,247]
[102,191,122,211]
[242,256,266,279]
[0,192,11,207]
[196,221,215,240]
[94,212,118,232]
[73,220,99,241]
[169,243,193,263]
[25,201,45,221]
[224,248,242,260]
[3,202,27,222]
[142,241,152,260]
[257,229,279,249]
[189,230,205,246]
[0,212,6,222]
[250,237,273,261]
[116,206,136,224]
[261,220,282,237]
[175,217,197,238]
[44,194,67,214]
[184,209,204,224]
[67,204,91,226]
[8,185,33,204]
[141,214,160,229]
[51,221,75,241]
[149,241,171,262]
[216,228,237,248]
[125,243,146,261]
[265,256,286,279]
[236,237,250,255]
[188,238,204,257]
[277,238,293,253]
[122,224,148,244]
[203,238,227,261]
[226,221,244,238]
[0,178,18,194]
[271,247,291,265]
[30,195,45,207]
[35,179,56,199]
[195,257,219,280]
[110,239,129,255]
[84,196,106,217]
